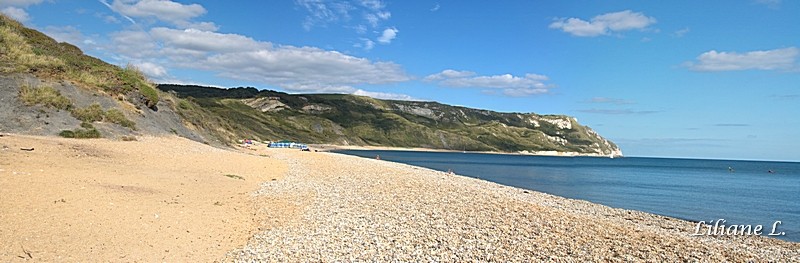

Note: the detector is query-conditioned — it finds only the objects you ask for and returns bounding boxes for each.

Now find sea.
[334,150,800,243]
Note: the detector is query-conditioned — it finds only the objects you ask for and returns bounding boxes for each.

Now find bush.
[59,125,101,139]
[121,65,159,109]
[71,103,104,122]
[104,109,136,129]
[69,104,137,130]
[18,85,72,110]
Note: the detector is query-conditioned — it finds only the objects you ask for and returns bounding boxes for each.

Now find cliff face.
[159,84,623,156]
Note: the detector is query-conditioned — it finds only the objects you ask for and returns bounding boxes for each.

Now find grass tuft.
[69,104,136,130]
[18,85,72,110]
[104,109,136,129]
[71,103,104,122]
[59,122,101,138]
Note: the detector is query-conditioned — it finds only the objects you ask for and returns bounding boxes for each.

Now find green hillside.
[0,14,158,109]
[159,84,622,155]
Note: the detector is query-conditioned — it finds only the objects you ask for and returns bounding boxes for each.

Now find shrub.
[59,125,101,139]
[104,109,136,129]
[121,65,159,108]
[18,85,72,110]
[71,103,104,122]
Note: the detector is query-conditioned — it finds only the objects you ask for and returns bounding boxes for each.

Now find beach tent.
[268,140,308,149]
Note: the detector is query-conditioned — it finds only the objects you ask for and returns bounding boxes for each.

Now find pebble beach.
[225,149,799,262]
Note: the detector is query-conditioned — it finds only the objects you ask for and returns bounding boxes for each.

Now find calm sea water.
[335,150,800,242]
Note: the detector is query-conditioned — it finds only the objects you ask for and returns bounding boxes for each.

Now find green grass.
[59,123,101,138]
[18,85,72,110]
[71,103,104,122]
[1,14,158,109]
[69,104,136,130]
[104,109,136,129]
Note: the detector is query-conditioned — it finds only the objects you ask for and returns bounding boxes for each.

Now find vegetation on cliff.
[159,84,621,155]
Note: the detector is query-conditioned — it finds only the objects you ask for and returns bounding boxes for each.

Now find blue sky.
[3,0,799,161]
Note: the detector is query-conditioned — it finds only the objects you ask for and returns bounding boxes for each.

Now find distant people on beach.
[375,154,380,160]
[447,169,454,175]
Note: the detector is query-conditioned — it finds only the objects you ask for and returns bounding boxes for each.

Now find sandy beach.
[2,134,798,261]
[0,134,286,262]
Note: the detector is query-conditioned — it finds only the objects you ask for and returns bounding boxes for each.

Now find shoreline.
[2,134,797,261]
[227,147,799,261]
[310,143,621,158]
[325,150,798,243]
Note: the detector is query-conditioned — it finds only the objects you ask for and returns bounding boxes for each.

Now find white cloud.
[42,26,86,44]
[673,27,690,38]
[358,0,385,10]
[425,70,554,97]
[353,89,417,101]
[102,0,217,30]
[585,97,635,105]
[423,69,476,81]
[377,27,397,44]
[430,3,440,12]
[686,47,799,71]
[0,0,43,6]
[1,6,29,22]
[132,61,168,78]
[755,0,781,8]
[549,10,656,37]
[354,38,374,50]
[106,27,410,93]
[150,27,267,52]
[103,14,120,23]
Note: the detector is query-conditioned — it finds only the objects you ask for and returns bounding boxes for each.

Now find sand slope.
[0,134,285,262]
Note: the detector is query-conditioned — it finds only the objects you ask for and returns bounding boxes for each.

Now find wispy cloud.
[685,47,799,72]
[425,70,555,97]
[578,109,659,115]
[714,123,750,127]
[430,3,440,12]
[614,137,729,148]
[296,0,352,30]
[755,0,781,9]
[770,94,800,100]
[296,0,391,30]
[295,0,397,48]
[583,97,635,105]
[549,10,656,37]
[672,27,690,38]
